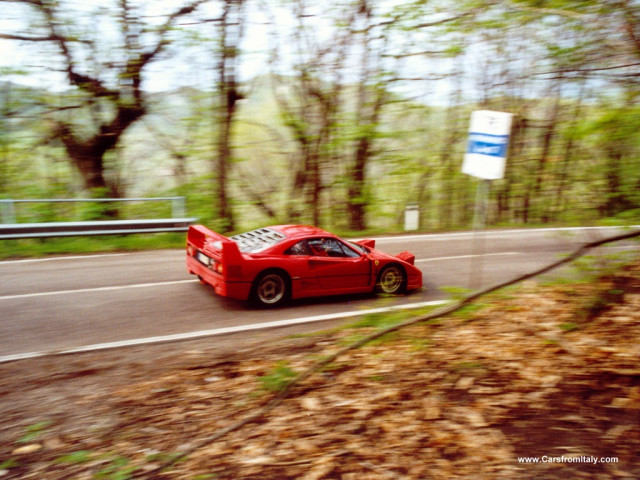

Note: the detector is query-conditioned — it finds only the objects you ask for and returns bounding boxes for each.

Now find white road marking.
[371,225,640,243]
[0,279,198,301]
[416,252,520,263]
[0,299,449,363]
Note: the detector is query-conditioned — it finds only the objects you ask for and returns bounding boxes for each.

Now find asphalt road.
[1,226,637,360]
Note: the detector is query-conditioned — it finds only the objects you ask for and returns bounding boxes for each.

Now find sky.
[0,0,466,105]
[0,0,321,92]
[0,1,252,90]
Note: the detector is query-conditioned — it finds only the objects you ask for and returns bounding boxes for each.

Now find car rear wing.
[187,225,244,272]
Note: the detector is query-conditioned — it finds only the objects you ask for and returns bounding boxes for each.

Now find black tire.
[251,271,289,307]
[376,264,406,295]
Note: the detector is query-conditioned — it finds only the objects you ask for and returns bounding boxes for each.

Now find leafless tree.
[0,0,209,203]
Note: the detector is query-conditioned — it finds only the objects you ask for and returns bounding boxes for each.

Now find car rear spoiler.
[187,224,244,265]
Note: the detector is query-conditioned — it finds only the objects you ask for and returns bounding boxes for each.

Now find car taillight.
[210,260,223,275]
[187,245,194,256]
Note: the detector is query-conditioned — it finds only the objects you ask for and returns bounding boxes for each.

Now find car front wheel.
[252,271,288,307]
[376,264,406,295]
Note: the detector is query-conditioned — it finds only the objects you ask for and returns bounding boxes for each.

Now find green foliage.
[579,287,626,322]
[451,361,485,372]
[55,450,93,464]
[571,253,633,282]
[452,303,487,320]
[0,233,186,260]
[258,362,298,393]
[440,286,474,300]
[559,322,579,332]
[348,311,408,330]
[408,336,434,351]
[18,421,52,443]
[0,458,19,470]
[93,455,138,480]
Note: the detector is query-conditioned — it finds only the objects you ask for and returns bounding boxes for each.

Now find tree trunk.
[348,136,369,231]
[213,0,245,232]
[347,3,386,231]
[56,105,145,200]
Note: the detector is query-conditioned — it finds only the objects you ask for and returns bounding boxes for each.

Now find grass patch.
[347,311,406,330]
[559,322,580,333]
[451,303,486,320]
[346,305,442,331]
[571,253,635,282]
[578,286,626,321]
[408,336,434,351]
[440,285,474,300]
[0,458,19,470]
[258,362,298,393]
[93,454,138,480]
[451,361,485,372]
[0,233,186,260]
[18,421,53,444]
[55,450,94,464]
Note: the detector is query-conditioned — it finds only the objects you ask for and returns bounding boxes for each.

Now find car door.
[282,240,320,296]
[306,238,371,293]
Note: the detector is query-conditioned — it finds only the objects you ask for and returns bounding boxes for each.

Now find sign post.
[462,110,513,287]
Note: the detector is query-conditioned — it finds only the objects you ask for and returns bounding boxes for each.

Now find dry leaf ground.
[1,261,639,479]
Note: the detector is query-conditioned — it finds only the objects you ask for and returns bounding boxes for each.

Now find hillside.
[1,260,639,479]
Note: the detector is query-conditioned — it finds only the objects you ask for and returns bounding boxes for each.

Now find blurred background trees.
[0,0,638,232]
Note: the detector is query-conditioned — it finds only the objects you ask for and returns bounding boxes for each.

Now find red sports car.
[186,224,423,307]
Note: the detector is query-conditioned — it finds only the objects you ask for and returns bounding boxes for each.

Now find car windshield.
[230,228,287,253]
[348,241,369,254]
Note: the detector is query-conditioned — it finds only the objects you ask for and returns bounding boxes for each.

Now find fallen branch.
[135,228,640,478]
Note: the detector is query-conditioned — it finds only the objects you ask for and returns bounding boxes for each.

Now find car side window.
[332,239,361,258]
[308,238,360,258]
[307,239,327,256]
[285,240,311,255]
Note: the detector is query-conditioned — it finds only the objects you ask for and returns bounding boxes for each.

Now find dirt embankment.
[1,262,639,479]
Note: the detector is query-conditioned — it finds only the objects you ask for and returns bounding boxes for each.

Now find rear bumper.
[187,255,252,301]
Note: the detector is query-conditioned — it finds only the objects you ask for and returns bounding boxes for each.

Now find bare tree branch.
[0,33,57,41]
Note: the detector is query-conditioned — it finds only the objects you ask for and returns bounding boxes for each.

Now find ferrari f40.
[186,224,422,307]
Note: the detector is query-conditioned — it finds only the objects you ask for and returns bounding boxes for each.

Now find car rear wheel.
[252,271,288,307]
[376,264,406,295]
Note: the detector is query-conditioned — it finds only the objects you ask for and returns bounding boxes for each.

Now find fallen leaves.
[1,261,640,479]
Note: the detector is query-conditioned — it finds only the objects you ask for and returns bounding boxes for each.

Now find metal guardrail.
[0,197,187,223]
[0,197,197,239]
[0,219,197,240]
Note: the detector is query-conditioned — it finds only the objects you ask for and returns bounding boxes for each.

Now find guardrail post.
[1,200,16,224]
